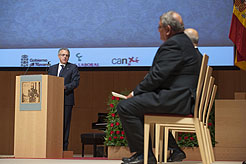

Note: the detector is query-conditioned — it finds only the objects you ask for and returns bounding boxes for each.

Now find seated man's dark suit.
[196,48,203,68]
[48,62,80,150]
[117,32,201,154]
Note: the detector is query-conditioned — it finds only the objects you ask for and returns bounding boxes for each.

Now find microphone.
[46,61,51,73]
[24,63,34,75]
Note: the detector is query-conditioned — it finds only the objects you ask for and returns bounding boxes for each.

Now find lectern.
[14,75,64,158]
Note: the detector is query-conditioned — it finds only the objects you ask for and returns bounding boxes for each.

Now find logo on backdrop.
[21,54,28,67]
[75,52,99,67]
[29,58,49,67]
[76,53,83,61]
[112,57,140,66]
[20,54,49,67]
[77,63,99,67]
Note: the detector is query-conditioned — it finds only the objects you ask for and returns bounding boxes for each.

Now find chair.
[156,77,217,164]
[144,54,215,164]
[163,84,217,162]
[158,73,214,164]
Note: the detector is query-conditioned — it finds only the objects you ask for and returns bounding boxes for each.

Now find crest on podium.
[19,75,42,111]
[21,81,40,104]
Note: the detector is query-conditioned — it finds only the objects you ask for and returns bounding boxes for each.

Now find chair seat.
[145,114,194,125]
[145,113,193,118]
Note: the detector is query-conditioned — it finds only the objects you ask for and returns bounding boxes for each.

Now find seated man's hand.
[126,91,134,99]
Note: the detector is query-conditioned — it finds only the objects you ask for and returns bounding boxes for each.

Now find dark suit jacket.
[133,32,201,115]
[196,48,203,70]
[48,62,80,106]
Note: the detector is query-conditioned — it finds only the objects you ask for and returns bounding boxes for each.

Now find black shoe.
[242,161,246,164]
[167,149,186,162]
[122,153,157,164]
[122,153,139,163]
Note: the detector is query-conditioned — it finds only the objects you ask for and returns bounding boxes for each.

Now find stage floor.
[0,159,243,164]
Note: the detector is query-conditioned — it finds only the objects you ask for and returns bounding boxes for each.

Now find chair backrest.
[205,85,217,128]
[193,54,208,118]
[202,76,215,123]
[198,67,213,120]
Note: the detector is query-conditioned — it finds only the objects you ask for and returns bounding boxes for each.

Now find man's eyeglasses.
[158,25,164,29]
[59,54,70,57]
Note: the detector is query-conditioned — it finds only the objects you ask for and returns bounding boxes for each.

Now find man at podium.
[48,48,80,151]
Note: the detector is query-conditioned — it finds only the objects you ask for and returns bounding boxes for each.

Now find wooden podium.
[14,75,64,158]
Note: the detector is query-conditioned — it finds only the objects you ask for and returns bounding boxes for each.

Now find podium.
[14,75,64,158]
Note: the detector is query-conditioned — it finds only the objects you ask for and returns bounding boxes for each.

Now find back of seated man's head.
[184,28,199,47]
[160,11,184,33]
[159,11,184,41]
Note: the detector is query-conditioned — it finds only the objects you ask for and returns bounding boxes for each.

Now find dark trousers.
[117,95,180,154]
[64,105,73,151]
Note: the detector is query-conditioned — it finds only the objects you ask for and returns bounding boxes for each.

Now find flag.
[229,0,246,70]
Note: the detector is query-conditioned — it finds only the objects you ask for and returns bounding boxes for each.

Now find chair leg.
[194,119,209,164]
[199,122,211,164]
[150,123,155,147]
[202,125,213,163]
[207,127,215,162]
[159,127,164,163]
[155,124,160,162]
[205,128,213,163]
[164,127,169,163]
[144,123,150,164]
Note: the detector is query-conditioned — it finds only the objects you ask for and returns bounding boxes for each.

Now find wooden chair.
[144,54,213,164]
[164,84,217,163]
[156,64,215,162]
[156,77,217,164]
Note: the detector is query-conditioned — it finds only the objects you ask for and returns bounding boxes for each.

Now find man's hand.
[64,86,66,90]
[126,91,134,99]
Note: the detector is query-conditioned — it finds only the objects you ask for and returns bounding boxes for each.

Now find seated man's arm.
[134,40,183,96]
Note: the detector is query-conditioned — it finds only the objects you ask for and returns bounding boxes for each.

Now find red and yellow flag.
[229,0,246,70]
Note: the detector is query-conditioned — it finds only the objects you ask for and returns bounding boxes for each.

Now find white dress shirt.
[57,63,66,76]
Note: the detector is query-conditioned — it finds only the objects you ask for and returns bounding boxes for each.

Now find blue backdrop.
[0,0,233,49]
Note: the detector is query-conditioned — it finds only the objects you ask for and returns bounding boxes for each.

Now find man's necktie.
[59,65,64,77]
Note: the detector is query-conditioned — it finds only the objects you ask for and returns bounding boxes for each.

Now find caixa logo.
[112,57,139,66]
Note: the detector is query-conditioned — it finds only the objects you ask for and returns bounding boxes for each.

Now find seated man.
[184,28,203,57]
[184,28,203,71]
[117,11,201,164]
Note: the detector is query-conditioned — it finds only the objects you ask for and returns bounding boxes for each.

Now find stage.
[0,158,243,164]
[0,155,243,164]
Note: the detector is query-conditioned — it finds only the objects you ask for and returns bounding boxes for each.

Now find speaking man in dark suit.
[117,11,201,164]
[48,48,80,151]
